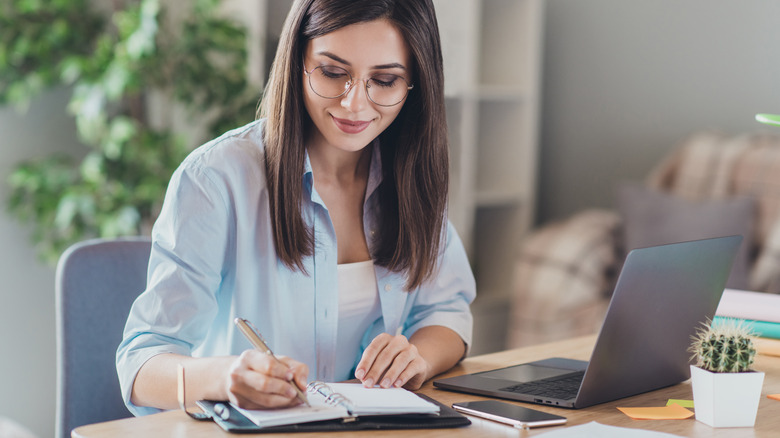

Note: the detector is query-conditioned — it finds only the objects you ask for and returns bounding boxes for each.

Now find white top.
[336,260,381,379]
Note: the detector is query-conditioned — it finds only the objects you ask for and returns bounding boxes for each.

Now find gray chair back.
[55,236,151,438]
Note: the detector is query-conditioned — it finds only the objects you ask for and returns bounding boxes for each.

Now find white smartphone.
[452,400,567,429]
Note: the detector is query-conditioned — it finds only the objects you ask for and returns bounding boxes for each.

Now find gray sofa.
[507,131,780,348]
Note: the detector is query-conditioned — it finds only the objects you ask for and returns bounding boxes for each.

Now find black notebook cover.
[196,394,470,433]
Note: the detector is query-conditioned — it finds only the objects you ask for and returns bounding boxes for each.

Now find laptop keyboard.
[498,371,585,400]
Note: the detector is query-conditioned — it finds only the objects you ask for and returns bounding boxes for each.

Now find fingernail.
[394,379,403,387]
[355,369,365,380]
[286,371,294,381]
[287,388,296,398]
[381,378,391,388]
[364,378,374,388]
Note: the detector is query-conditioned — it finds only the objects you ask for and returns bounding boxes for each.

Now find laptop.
[433,235,742,409]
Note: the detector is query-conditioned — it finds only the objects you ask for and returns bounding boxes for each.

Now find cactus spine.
[690,318,756,373]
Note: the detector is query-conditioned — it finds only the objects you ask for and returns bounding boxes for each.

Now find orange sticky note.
[617,404,694,420]
[769,394,780,401]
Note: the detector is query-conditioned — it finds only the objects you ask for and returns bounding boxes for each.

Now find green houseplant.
[688,318,764,428]
[1,0,260,264]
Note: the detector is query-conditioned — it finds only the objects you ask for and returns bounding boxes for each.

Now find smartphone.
[452,400,567,429]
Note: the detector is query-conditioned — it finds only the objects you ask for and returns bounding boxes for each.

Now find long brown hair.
[259,0,449,291]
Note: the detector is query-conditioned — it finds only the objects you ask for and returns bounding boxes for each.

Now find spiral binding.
[325,393,349,405]
[306,381,329,393]
[305,381,354,411]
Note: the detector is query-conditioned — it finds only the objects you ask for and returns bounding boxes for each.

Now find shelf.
[436,1,543,316]
[470,310,510,355]
[472,204,525,297]
[475,85,528,102]
[474,190,526,208]
[470,289,513,355]
[478,0,538,90]
[435,0,479,98]
[475,100,530,194]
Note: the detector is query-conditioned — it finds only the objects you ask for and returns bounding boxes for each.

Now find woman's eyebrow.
[317,51,350,65]
[372,62,407,71]
[316,51,407,71]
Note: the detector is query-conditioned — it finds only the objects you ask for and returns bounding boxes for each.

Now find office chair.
[55,236,151,438]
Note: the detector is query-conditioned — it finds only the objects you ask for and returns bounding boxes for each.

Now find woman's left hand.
[354,333,432,390]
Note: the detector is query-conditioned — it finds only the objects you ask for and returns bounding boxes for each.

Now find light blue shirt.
[116,119,476,416]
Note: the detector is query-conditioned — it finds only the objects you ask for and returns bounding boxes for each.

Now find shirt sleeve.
[115,158,232,416]
[402,221,476,355]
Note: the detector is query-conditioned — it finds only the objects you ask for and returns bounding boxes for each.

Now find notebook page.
[232,390,348,428]
[325,383,439,415]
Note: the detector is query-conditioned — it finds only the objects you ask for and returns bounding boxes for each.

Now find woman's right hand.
[225,350,309,409]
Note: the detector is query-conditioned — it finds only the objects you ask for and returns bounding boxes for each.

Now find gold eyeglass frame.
[303,63,413,107]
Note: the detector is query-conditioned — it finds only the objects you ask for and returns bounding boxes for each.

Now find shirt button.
[384,284,392,292]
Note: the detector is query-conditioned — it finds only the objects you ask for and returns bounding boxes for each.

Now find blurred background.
[1,0,779,436]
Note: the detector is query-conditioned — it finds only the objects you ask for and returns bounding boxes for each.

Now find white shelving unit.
[240,0,544,355]
[435,0,544,355]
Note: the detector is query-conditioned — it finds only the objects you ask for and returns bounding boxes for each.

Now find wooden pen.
[234,317,310,406]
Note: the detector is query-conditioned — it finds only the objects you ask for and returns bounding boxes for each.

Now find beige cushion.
[507,209,621,348]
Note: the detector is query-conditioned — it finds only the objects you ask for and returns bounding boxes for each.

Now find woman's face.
[302,18,413,154]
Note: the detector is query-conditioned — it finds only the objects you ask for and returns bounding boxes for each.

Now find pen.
[234,317,310,406]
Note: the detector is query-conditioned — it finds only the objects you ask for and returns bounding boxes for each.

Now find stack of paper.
[715,289,780,339]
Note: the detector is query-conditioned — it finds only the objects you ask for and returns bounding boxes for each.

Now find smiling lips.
[332,116,372,134]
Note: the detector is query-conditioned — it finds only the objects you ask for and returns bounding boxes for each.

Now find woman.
[117,0,475,415]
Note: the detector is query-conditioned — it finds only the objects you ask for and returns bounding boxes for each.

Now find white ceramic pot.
[690,365,765,428]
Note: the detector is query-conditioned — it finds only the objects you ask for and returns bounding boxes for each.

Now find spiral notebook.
[197,382,443,431]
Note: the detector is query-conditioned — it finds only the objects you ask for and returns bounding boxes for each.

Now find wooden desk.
[73,335,780,437]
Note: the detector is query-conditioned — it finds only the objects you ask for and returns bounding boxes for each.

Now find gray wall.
[0,88,85,437]
[539,0,780,223]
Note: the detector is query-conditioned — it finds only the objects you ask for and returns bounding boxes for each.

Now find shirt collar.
[302,139,384,206]
[302,151,320,205]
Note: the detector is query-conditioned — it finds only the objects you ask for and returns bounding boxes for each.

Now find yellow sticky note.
[666,399,694,408]
[617,404,694,420]
[768,394,780,401]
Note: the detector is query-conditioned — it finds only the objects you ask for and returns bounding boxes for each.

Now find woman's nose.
[340,79,369,112]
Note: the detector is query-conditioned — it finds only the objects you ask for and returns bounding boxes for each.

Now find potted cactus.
[688,318,764,428]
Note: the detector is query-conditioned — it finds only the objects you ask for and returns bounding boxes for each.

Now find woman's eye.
[319,67,348,79]
[371,75,400,88]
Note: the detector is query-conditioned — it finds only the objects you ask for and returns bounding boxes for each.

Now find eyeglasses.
[303,64,413,107]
